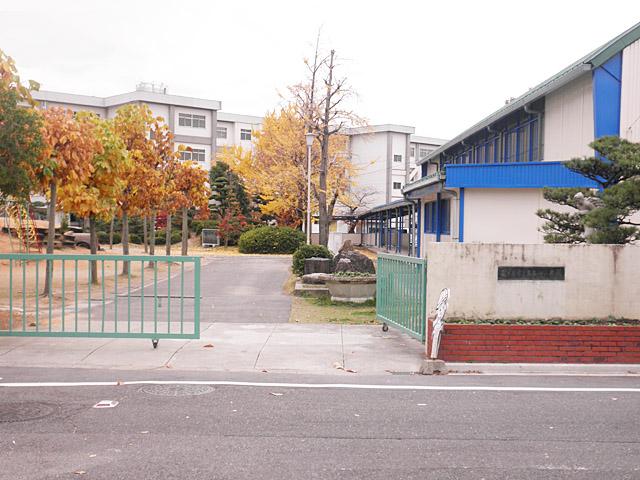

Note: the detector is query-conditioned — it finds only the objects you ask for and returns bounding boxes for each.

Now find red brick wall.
[427,322,640,363]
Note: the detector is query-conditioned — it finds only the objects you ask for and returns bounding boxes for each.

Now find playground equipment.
[3,200,43,253]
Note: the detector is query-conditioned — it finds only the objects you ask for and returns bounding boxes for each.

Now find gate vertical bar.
[193,256,201,336]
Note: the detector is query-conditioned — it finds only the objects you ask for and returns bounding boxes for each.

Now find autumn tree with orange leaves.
[29,107,102,294]
[58,112,129,283]
[171,159,210,255]
[112,104,163,274]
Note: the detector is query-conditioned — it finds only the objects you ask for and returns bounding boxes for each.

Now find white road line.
[1,380,640,392]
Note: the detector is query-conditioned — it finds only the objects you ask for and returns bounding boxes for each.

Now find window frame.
[240,128,252,141]
[178,112,206,129]
[179,148,206,162]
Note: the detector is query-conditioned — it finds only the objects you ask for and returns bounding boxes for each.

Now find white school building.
[359,21,640,257]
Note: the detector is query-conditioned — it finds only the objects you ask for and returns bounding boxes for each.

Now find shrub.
[238,226,305,254]
[128,233,142,244]
[192,219,217,236]
[292,244,333,276]
[154,229,182,245]
[97,231,120,244]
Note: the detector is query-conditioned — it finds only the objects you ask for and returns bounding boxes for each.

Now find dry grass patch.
[289,295,377,325]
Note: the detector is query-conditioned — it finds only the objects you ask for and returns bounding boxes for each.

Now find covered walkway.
[358,200,419,257]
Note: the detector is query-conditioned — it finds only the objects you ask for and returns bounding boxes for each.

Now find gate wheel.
[382,323,389,332]
[152,339,159,349]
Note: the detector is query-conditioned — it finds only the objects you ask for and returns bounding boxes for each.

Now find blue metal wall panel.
[444,161,600,188]
[593,52,622,139]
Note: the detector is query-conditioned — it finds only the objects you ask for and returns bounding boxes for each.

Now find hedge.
[238,226,305,254]
[292,244,333,275]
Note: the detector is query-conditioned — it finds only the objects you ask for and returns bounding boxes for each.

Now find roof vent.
[136,82,168,94]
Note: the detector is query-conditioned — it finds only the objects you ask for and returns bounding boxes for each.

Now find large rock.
[332,250,375,274]
[304,257,332,275]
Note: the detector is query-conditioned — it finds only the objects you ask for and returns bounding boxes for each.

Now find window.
[216,127,227,139]
[443,114,541,166]
[419,147,430,158]
[178,113,206,128]
[393,154,402,163]
[440,199,451,234]
[410,147,415,158]
[393,181,402,190]
[424,202,437,234]
[179,148,206,162]
[423,199,450,235]
[240,129,252,141]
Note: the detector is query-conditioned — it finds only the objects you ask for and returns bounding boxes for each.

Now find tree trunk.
[316,50,336,248]
[148,211,156,268]
[181,208,189,256]
[121,211,130,275]
[109,217,114,250]
[89,216,98,284]
[165,213,172,256]
[143,216,148,253]
[317,138,329,247]
[43,180,57,296]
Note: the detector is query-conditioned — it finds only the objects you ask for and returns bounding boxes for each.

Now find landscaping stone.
[325,275,377,303]
[301,273,333,285]
[293,281,330,298]
[304,257,332,275]
[332,250,375,274]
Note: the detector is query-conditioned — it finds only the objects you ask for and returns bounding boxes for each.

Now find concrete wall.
[349,132,388,206]
[462,188,573,244]
[621,38,640,142]
[426,243,640,321]
[543,73,594,161]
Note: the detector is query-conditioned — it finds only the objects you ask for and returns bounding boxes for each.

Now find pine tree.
[217,186,247,246]
[537,136,640,244]
[209,161,250,217]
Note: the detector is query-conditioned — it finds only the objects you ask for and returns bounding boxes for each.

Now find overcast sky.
[1,1,639,139]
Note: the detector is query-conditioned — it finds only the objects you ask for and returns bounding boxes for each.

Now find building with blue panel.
[359,21,640,257]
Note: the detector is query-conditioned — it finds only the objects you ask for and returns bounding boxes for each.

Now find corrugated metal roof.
[417,21,640,166]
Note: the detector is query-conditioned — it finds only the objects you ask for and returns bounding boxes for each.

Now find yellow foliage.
[219,106,355,227]
[58,113,130,220]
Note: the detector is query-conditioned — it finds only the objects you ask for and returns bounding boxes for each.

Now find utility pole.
[305,132,314,243]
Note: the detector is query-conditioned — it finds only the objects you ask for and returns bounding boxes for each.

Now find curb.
[445,362,640,376]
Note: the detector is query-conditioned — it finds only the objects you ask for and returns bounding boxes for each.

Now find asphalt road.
[1,367,640,479]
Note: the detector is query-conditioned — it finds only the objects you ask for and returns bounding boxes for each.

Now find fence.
[376,253,427,342]
[0,253,201,344]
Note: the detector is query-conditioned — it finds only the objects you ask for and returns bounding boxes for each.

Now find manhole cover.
[0,402,56,423]
[139,384,215,397]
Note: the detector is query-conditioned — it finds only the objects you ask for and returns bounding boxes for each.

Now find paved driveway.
[81,255,292,333]
[200,255,292,323]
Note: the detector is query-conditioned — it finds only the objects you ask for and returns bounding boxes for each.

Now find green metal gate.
[0,254,201,344]
[376,253,427,342]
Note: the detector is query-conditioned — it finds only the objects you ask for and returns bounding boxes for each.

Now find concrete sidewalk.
[0,323,426,375]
